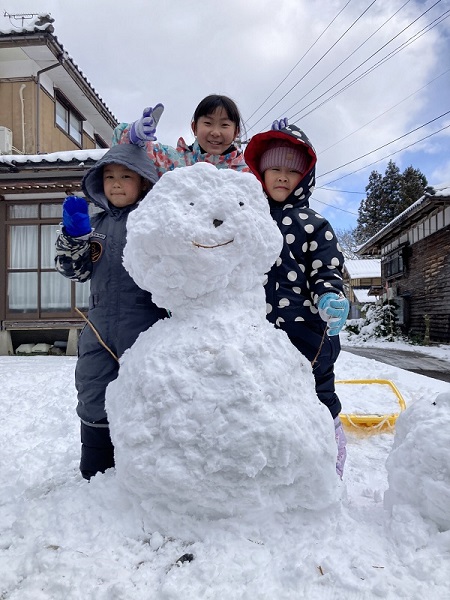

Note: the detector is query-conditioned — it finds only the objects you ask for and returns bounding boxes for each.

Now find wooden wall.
[395,225,450,342]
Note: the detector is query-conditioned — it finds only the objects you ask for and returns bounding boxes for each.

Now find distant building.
[343,259,381,319]
[358,185,450,343]
[0,14,117,354]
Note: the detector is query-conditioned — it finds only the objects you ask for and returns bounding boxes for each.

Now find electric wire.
[245,0,379,133]
[319,68,450,154]
[243,0,353,127]
[282,3,448,126]
[268,0,413,129]
[318,123,450,186]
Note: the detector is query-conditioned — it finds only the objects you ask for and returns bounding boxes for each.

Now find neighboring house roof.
[344,259,381,279]
[358,183,450,255]
[0,13,118,141]
[0,149,108,193]
[352,289,377,303]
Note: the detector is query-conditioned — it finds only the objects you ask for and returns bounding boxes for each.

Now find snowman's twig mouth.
[192,239,234,248]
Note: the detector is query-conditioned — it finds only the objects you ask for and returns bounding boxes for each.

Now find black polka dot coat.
[245,124,346,329]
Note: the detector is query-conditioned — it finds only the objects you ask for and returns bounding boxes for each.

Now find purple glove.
[62,196,91,237]
[318,292,349,336]
[334,416,347,479]
[129,104,164,146]
[271,117,289,130]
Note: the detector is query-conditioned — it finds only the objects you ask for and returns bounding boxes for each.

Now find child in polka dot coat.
[245,122,349,478]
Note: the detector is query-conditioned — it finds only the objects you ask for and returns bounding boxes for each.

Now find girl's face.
[263,167,303,203]
[103,164,148,208]
[191,107,239,155]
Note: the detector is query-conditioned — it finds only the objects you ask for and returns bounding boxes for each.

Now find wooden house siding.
[397,225,450,341]
[357,190,450,343]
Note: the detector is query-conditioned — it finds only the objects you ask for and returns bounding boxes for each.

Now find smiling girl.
[113,94,249,175]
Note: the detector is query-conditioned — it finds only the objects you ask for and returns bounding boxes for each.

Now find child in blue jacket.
[245,122,349,478]
[55,144,167,480]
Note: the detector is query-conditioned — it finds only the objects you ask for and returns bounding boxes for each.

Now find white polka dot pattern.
[259,125,345,328]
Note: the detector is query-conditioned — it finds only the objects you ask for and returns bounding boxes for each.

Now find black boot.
[80,418,115,480]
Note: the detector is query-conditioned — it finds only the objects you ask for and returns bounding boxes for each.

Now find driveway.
[341,345,450,383]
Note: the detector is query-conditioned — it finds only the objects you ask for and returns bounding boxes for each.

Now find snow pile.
[106,162,340,522]
[384,392,450,543]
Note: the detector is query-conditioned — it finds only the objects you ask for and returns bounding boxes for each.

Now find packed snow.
[1,164,449,599]
[106,162,340,522]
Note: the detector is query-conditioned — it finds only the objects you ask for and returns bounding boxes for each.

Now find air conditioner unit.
[0,126,13,154]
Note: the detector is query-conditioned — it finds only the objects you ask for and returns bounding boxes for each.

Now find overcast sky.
[2,0,450,229]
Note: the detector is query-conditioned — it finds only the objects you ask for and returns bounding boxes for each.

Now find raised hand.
[129,104,165,145]
[62,196,91,237]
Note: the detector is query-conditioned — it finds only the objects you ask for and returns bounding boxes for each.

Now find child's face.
[191,107,238,155]
[263,167,303,203]
[103,164,148,208]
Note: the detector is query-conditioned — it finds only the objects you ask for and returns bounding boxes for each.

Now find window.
[6,202,89,318]
[55,90,84,145]
[384,247,407,279]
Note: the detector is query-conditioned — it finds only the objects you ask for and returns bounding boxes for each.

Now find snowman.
[106,162,340,521]
[384,392,450,538]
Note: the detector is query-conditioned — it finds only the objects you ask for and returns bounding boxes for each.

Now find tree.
[335,227,360,259]
[354,161,428,244]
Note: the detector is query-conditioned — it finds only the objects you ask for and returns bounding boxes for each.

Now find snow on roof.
[358,182,450,252]
[0,149,108,167]
[352,288,377,303]
[0,13,54,34]
[344,259,381,279]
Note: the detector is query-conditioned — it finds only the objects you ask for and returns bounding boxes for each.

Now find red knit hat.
[259,141,310,175]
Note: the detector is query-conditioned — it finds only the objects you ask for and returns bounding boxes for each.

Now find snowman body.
[106,162,339,519]
[384,392,450,533]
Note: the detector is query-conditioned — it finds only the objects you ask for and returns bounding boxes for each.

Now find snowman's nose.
[213,219,223,228]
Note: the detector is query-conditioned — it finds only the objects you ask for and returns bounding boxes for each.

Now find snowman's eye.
[239,201,244,207]
[189,202,195,206]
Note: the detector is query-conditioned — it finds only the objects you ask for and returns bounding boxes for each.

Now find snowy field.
[0,341,449,600]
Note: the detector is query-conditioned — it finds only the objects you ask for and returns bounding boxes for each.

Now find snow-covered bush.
[345,300,402,342]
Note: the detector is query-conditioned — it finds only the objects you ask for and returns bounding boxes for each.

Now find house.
[343,258,381,319]
[0,14,118,355]
[357,185,450,343]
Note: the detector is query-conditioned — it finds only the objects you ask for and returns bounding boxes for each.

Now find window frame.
[54,89,85,146]
[5,200,88,319]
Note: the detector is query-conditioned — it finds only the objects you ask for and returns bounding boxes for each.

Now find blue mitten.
[271,117,289,130]
[318,292,349,336]
[334,416,347,479]
[62,196,91,237]
[129,104,164,146]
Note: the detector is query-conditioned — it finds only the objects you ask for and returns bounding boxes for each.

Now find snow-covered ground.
[1,339,449,599]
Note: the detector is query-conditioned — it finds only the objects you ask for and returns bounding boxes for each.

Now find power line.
[270,0,413,129]
[319,123,450,186]
[285,2,448,125]
[319,67,450,154]
[245,0,378,133]
[243,0,353,127]
[318,111,450,178]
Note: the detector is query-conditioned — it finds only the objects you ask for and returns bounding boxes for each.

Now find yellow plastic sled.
[336,379,406,431]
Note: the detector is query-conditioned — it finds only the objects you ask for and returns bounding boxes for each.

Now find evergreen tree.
[354,170,384,243]
[400,166,428,212]
[355,161,428,244]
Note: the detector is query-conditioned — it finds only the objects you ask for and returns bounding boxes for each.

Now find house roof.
[0,14,118,142]
[358,183,450,255]
[0,149,108,193]
[344,259,381,279]
[352,288,377,303]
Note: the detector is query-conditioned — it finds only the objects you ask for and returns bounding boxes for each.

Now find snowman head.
[123,162,283,311]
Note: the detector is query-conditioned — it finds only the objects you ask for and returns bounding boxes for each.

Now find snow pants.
[282,320,342,419]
